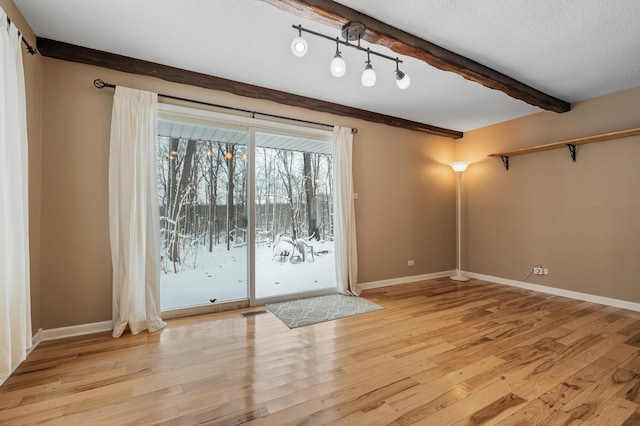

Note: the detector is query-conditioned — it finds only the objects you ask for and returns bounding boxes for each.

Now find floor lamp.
[450,162,470,282]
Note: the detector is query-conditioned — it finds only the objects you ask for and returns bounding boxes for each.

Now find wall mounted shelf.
[488,127,640,170]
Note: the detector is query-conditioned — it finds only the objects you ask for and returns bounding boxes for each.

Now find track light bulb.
[396,70,411,89]
[362,63,376,87]
[289,25,414,89]
[291,36,308,57]
[331,53,346,77]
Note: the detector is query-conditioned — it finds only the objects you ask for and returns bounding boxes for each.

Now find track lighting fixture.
[361,49,376,87]
[395,59,411,89]
[290,26,308,57]
[330,38,346,77]
[290,23,411,90]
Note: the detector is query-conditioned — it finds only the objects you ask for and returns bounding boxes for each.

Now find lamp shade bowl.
[450,161,470,173]
[330,54,346,77]
[291,36,308,57]
[362,64,376,87]
[396,72,411,89]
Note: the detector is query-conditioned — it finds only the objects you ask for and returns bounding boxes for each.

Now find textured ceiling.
[14,0,640,132]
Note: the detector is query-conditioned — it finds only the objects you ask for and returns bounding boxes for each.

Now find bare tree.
[168,139,196,265]
[303,153,321,240]
[203,143,221,252]
[234,147,248,244]
[223,143,236,250]
[277,150,299,239]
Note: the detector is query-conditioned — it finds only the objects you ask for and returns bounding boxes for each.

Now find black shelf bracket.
[489,128,640,171]
[500,155,510,171]
[567,144,577,162]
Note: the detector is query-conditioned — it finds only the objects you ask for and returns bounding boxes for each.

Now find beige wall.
[38,58,456,328]
[353,125,455,282]
[2,0,42,332]
[457,86,640,303]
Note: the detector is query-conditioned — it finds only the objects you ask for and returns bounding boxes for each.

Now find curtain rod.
[6,16,37,55]
[93,79,357,134]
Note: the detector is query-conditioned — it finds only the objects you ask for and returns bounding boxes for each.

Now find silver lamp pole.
[450,162,470,282]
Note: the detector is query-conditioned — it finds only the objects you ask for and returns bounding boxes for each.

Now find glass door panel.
[254,131,336,299]
[157,119,248,311]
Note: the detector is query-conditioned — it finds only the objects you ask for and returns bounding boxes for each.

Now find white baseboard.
[465,271,640,312]
[32,328,43,347]
[1,321,112,387]
[358,270,455,290]
[1,328,46,387]
[40,320,113,341]
[358,269,640,313]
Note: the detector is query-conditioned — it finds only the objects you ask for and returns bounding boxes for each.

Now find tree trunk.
[168,138,179,222]
[225,144,235,251]
[327,155,333,238]
[303,153,319,240]
[270,153,278,241]
[169,139,196,263]
[278,151,297,240]
[207,143,219,252]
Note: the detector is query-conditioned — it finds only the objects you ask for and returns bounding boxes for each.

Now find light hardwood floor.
[1,278,640,425]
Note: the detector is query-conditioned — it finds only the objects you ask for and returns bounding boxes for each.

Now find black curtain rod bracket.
[93,79,357,134]
[94,79,115,89]
[6,16,37,55]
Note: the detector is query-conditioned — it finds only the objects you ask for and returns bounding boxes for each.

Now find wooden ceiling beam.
[262,0,571,114]
[37,38,462,139]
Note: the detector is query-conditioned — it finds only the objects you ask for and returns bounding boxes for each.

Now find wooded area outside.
[156,121,336,308]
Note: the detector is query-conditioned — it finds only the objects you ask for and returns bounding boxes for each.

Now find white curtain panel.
[109,86,166,337]
[0,10,32,380]
[332,127,359,295]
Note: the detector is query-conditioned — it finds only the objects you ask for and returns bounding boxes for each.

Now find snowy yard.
[160,240,336,311]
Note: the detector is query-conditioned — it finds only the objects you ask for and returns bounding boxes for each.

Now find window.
[156,106,336,314]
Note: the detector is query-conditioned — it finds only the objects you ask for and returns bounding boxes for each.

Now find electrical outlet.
[408,260,414,266]
[533,266,549,275]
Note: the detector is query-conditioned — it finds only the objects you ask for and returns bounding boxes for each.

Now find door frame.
[157,104,338,313]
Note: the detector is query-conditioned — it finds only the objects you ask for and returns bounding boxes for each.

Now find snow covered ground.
[160,240,336,311]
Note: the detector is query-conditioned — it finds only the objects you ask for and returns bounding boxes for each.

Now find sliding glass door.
[156,107,337,315]
[156,119,249,312]
[254,131,336,299]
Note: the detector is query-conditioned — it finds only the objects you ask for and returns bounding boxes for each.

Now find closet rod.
[93,79,357,134]
[6,16,37,55]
